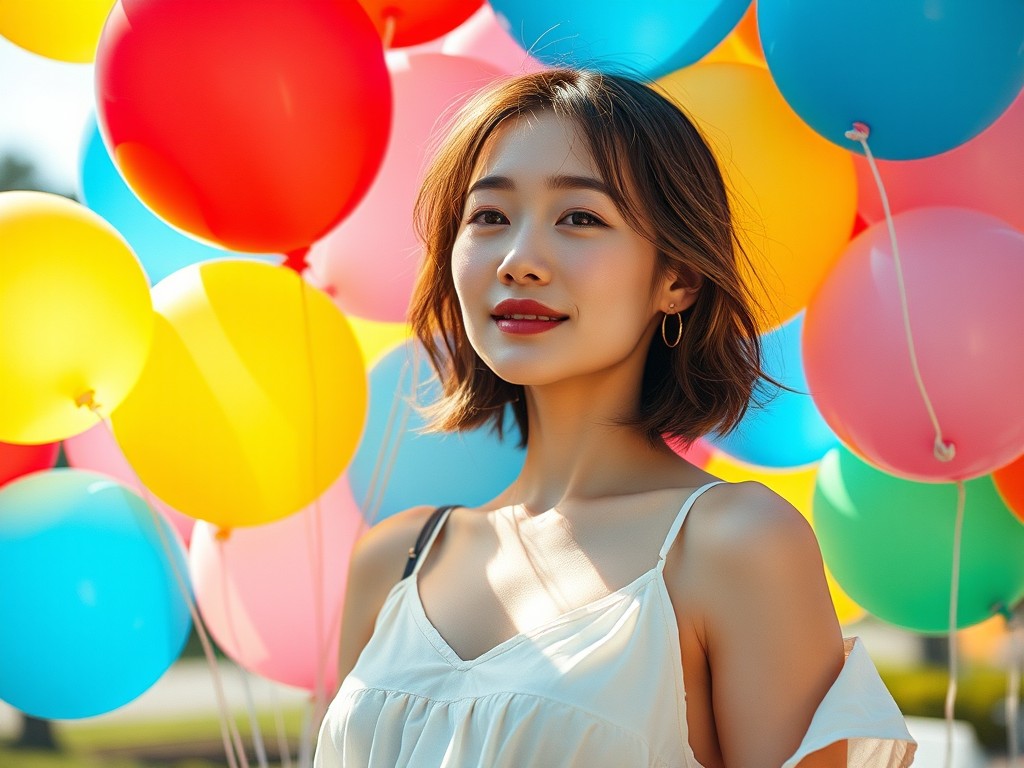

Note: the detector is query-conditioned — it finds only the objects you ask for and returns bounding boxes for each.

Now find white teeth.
[503,314,558,321]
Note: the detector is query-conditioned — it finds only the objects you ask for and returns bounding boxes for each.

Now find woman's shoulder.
[351,505,441,584]
[681,479,823,588]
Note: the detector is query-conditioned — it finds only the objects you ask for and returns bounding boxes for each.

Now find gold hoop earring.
[661,311,682,348]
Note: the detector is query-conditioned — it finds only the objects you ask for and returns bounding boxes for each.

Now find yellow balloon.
[111,261,367,528]
[0,191,152,443]
[659,63,857,326]
[706,452,866,624]
[0,0,115,63]
[346,315,411,368]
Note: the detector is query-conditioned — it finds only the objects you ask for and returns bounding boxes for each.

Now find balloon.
[994,454,1024,524]
[665,437,713,469]
[0,441,60,488]
[442,4,545,73]
[64,423,195,546]
[855,89,1024,235]
[814,447,1024,633]
[699,2,763,66]
[190,475,365,692]
[79,115,280,285]
[708,313,837,467]
[804,208,1024,482]
[0,0,114,63]
[659,63,856,324]
[111,261,367,528]
[349,342,525,522]
[344,315,412,369]
[360,0,482,47]
[307,52,503,322]
[488,0,751,78]
[0,191,153,444]
[704,452,863,625]
[95,0,392,254]
[0,469,191,718]
[758,0,1024,159]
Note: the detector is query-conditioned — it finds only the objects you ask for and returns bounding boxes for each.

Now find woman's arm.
[334,505,437,688]
[692,482,847,767]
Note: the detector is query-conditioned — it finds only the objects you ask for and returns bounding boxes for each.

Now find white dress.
[316,482,917,767]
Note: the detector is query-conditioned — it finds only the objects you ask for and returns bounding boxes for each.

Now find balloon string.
[297,279,329,756]
[78,394,248,768]
[843,124,955,465]
[366,350,416,527]
[239,666,269,768]
[382,12,397,50]
[1008,610,1022,766]
[943,480,966,768]
[269,683,295,768]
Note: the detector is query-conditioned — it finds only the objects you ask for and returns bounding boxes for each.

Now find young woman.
[315,69,916,767]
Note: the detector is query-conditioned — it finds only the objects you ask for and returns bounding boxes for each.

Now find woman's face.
[451,111,672,388]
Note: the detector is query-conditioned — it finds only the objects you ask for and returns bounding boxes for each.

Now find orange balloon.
[659,63,857,326]
[994,453,1024,522]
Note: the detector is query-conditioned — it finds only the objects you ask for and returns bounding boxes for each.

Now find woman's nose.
[497,223,551,285]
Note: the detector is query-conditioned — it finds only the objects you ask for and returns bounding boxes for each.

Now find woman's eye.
[469,209,508,225]
[561,211,605,227]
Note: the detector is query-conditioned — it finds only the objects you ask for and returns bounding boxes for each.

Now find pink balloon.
[856,89,1024,234]
[442,4,545,74]
[189,475,366,692]
[804,208,1024,482]
[64,423,195,546]
[665,436,713,469]
[307,52,504,322]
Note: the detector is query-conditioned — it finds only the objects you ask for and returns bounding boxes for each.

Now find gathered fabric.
[316,483,916,767]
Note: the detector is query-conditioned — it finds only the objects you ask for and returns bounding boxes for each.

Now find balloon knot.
[933,438,956,462]
[215,527,232,542]
[75,389,99,410]
[284,247,310,274]
[844,121,870,142]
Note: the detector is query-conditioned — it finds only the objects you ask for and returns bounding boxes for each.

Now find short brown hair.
[409,68,770,448]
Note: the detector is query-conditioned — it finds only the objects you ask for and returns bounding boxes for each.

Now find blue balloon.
[349,343,526,522]
[78,115,280,285]
[489,0,751,78]
[707,313,837,468]
[759,0,1024,159]
[0,469,192,719]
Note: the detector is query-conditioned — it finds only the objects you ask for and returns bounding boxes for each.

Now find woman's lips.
[491,299,568,335]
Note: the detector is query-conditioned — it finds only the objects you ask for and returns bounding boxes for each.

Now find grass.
[2,708,310,768]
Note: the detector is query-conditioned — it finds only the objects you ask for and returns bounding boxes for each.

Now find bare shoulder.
[335,504,438,685]
[685,480,822,577]
[348,504,440,595]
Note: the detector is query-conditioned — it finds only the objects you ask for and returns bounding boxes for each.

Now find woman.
[315,68,915,767]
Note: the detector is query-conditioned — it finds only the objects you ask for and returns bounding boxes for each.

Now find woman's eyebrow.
[466,174,612,198]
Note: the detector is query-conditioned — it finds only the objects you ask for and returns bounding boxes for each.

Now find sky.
[0,34,96,191]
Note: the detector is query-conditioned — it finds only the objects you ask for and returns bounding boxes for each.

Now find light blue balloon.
[489,0,751,78]
[0,469,192,719]
[758,0,1024,159]
[78,115,280,285]
[708,312,837,468]
[349,343,526,522]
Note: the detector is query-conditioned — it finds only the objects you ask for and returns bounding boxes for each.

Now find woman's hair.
[408,67,771,448]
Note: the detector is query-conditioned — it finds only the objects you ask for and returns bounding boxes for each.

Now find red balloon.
[95,0,392,255]
[360,0,483,47]
[0,441,59,488]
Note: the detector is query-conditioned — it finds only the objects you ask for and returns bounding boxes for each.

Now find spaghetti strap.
[656,481,724,566]
[407,505,457,578]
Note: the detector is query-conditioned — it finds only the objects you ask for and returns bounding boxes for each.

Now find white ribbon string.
[843,123,955,465]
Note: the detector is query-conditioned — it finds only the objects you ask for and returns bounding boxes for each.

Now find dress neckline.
[409,564,663,669]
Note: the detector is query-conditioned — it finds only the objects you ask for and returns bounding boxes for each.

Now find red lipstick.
[491,299,568,335]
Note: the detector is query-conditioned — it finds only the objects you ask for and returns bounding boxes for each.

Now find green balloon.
[814,446,1024,633]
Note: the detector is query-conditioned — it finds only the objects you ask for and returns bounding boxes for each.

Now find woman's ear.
[659,265,702,313]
